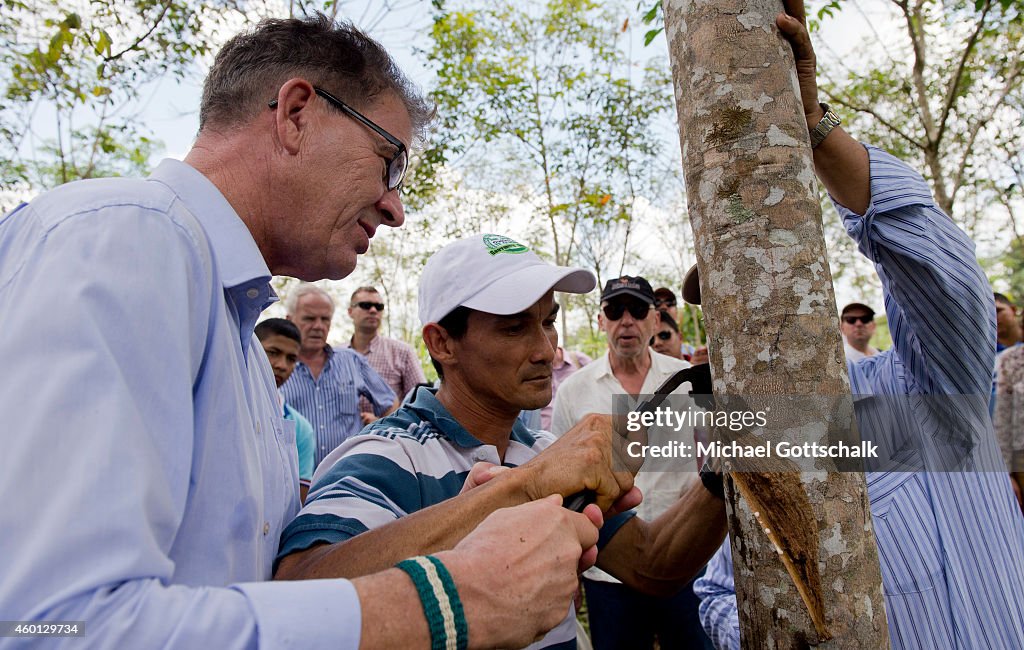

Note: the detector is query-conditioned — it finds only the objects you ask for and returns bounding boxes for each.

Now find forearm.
[275,469,532,580]
[597,482,727,595]
[354,569,431,648]
[808,110,871,215]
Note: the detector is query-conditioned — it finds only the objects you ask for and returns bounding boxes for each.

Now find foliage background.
[3,0,1021,359]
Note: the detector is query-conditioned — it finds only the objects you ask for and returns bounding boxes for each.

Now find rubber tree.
[662,0,889,646]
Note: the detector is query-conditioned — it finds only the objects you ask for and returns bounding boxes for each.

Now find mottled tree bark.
[662,1,889,647]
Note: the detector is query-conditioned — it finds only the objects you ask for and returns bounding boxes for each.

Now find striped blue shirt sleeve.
[277,433,466,561]
[353,352,396,415]
[839,145,995,396]
[695,540,740,650]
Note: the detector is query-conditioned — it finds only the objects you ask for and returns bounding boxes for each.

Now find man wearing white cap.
[275,234,728,648]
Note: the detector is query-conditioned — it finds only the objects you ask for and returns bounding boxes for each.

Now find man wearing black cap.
[654,286,680,321]
[552,276,712,650]
[840,302,879,362]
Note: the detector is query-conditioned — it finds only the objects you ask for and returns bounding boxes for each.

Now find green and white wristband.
[396,555,468,650]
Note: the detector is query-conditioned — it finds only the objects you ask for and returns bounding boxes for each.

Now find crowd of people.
[1,0,1023,648]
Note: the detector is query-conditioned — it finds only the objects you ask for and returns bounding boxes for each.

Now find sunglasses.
[649,331,674,345]
[842,315,873,325]
[269,87,408,191]
[354,301,385,312]
[602,302,651,321]
[655,299,676,308]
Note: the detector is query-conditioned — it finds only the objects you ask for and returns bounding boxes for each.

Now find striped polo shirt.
[278,386,580,649]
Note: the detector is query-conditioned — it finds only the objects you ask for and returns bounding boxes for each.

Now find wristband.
[396,555,468,650]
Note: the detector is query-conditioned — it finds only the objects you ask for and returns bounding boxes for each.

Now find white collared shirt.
[551,350,699,583]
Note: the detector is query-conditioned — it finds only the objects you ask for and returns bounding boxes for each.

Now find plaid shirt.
[346,334,426,411]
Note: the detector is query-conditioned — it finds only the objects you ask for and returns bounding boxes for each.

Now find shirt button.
[247,288,259,299]
[263,522,270,536]
[471,450,489,462]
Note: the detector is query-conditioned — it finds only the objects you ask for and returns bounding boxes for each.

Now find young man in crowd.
[256,317,316,502]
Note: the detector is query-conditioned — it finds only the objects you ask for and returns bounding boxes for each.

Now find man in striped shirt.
[345,285,427,414]
[275,234,729,649]
[283,283,398,465]
[694,5,1024,648]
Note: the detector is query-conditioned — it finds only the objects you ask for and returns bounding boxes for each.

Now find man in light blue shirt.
[0,14,616,649]
[693,4,1024,648]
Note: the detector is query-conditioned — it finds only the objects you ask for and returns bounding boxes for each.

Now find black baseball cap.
[601,276,655,304]
[841,302,875,318]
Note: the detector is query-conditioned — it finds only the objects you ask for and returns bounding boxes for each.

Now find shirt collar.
[404,386,536,448]
[148,159,272,291]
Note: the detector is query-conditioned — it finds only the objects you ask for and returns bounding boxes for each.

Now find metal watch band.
[809,102,841,149]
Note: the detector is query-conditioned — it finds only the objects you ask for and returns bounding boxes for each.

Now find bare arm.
[596,481,728,596]
[276,468,536,579]
[276,414,633,580]
[355,496,601,649]
[778,1,870,214]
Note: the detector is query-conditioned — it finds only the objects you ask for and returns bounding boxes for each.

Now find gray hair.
[284,283,335,315]
[199,12,434,137]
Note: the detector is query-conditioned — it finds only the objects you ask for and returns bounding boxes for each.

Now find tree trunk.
[663,1,889,647]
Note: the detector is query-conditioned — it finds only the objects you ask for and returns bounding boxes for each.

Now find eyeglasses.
[269,86,408,191]
[354,301,385,312]
[842,315,873,325]
[602,302,652,321]
[655,299,676,308]
[649,331,674,345]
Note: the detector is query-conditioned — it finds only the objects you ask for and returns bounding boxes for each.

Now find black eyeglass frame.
[353,301,386,312]
[269,86,408,191]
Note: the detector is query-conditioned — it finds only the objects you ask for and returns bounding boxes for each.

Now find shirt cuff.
[833,143,934,213]
[233,578,361,649]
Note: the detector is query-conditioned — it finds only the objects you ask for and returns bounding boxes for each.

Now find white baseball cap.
[418,234,596,325]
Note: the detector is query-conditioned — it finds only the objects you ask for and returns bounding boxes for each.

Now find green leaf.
[643,27,662,46]
[95,30,112,56]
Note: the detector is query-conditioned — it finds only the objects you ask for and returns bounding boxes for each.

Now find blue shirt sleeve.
[695,541,740,650]
[354,353,396,415]
[839,145,995,396]
[286,404,317,482]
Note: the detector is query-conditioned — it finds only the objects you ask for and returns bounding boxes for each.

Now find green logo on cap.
[482,234,529,256]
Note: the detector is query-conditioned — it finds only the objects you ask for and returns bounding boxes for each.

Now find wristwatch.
[809,103,841,148]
